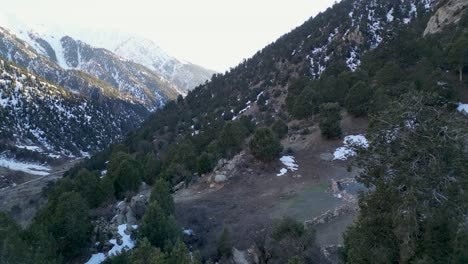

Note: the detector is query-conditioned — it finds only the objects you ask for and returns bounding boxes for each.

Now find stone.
[130,194,149,220]
[232,247,250,264]
[214,174,227,183]
[330,179,342,193]
[125,208,137,225]
[173,181,185,192]
[115,214,126,225]
[320,153,334,161]
[226,162,236,171]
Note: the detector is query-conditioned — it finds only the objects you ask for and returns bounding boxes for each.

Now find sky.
[1,0,338,72]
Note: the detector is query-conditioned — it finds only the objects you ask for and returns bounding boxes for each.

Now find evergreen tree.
[31,191,92,259]
[249,128,283,162]
[0,213,31,264]
[319,103,342,138]
[344,81,373,116]
[271,119,289,139]
[74,169,110,208]
[217,227,232,258]
[448,33,468,82]
[197,152,214,175]
[150,179,175,215]
[139,202,180,250]
[343,93,468,263]
[144,152,162,185]
[129,238,165,264]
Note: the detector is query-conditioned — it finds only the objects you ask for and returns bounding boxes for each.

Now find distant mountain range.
[0,17,215,160]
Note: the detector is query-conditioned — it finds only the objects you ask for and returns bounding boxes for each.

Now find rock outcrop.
[424,0,468,36]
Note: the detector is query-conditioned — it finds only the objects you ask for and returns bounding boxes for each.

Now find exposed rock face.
[424,0,468,36]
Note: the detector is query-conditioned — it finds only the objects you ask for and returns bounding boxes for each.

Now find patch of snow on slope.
[387,8,394,22]
[457,103,468,114]
[333,135,369,161]
[0,156,51,176]
[346,47,361,71]
[85,224,138,264]
[277,168,288,177]
[84,253,106,264]
[277,156,299,176]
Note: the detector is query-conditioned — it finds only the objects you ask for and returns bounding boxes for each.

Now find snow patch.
[277,156,299,176]
[333,135,369,161]
[457,103,468,114]
[0,156,51,176]
[85,224,138,264]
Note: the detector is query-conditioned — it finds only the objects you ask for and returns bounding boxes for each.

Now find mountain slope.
[2,0,467,263]
[112,36,216,91]
[0,15,215,91]
[0,58,148,159]
[0,26,181,109]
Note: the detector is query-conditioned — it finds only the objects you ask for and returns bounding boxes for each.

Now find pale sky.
[1,0,337,71]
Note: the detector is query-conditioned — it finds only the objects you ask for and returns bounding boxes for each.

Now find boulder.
[130,194,148,219]
[424,0,468,36]
[320,153,334,161]
[215,174,227,183]
[232,247,250,264]
[173,181,185,192]
[125,207,137,225]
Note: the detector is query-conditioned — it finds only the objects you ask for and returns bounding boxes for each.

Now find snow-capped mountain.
[0,58,148,159]
[0,15,215,92]
[112,36,216,91]
[0,22,184,109]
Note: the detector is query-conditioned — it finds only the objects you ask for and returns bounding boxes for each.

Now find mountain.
[2,0,467,263]
[86,34,216,92]
[0,25,181,109]
[0,58,148,160]
[0,15,215,91]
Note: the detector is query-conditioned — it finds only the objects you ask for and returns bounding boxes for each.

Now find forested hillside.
[0,0,467,263]
[0,59,148,160]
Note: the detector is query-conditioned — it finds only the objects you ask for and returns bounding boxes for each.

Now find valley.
[0,0,467,263]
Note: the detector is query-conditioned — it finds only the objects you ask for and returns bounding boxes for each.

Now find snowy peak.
[0,24,181,109]
[105,35,216,91]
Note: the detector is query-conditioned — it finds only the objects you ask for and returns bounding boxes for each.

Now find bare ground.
[0,159,83,227]
[175,115,368,258]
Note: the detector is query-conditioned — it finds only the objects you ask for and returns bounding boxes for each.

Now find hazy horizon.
[0,0,338,72]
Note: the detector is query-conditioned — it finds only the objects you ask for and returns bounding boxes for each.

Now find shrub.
[249,128,283,162]
[139,202,179,249]
[150,179,175,215]
[344,81,372,116]
[217,227,232,258]
[271,119,289,139]
[319,103,342,139]
[197,152,214,175]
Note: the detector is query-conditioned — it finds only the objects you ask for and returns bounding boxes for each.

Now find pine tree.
[217,227,232,258]
[344,81,372,116]
[139,202,180,250]
[150,179,175,215]
[448,33,468,82]
[249,128,283,162]
[343,93,468,263]
[319,103,342,138]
